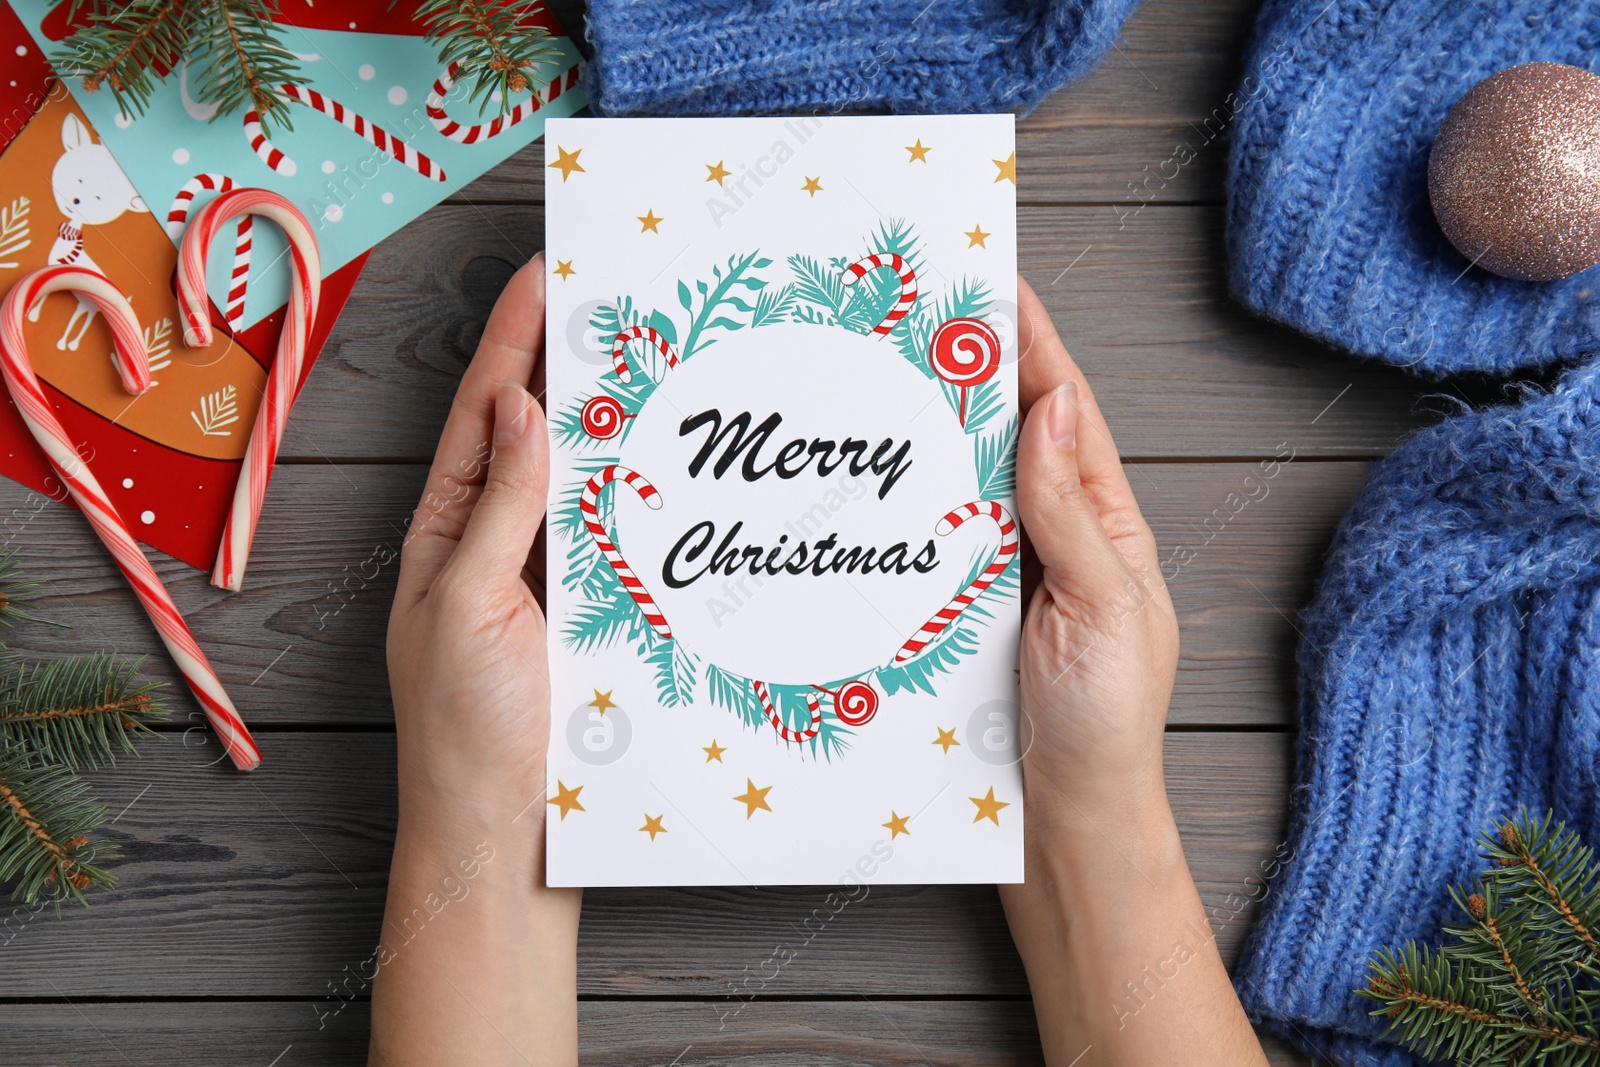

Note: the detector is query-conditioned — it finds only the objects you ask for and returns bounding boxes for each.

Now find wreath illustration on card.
[553,222,1019,759]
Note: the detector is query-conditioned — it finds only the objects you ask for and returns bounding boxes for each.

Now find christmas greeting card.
[8,0,585,329]
[544,116,1023,886]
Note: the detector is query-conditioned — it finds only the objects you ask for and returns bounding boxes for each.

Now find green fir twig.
[0,654,168,771]
[1361,811,1600,1066]
[0,746,116,908]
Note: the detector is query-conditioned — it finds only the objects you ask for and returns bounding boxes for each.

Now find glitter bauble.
[1428,62,1600,282]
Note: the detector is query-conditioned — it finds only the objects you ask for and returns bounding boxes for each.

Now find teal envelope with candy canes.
[544,116,1022,887]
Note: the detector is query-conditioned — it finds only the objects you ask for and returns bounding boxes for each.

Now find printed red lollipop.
[929,317,1001,426]
[581,394,632,440]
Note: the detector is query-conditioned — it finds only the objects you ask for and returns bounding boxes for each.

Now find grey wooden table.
[0,1,1447,1062]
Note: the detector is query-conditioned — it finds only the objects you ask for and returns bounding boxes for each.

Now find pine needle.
[0,654,168,771]
[0,548,54,629]
[412,0,557,112]
[0,746,115,908]
[1361,811,1600,1065]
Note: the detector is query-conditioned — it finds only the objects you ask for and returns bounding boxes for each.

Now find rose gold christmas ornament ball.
[1428,62,1600,282]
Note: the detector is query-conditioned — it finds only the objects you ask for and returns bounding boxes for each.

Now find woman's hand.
[387,257,554,823]
[1011,279,1178,829]
[372,255,580,1067]
[1000,277,1266,1066]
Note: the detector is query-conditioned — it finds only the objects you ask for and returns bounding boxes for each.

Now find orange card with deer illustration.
[0,77,365,570]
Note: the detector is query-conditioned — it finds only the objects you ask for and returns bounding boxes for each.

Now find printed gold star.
[801,176,823,197]
[588,689,616,714]
[883,811,911,838]
[553,259,576,281]
[548,781,584,820]
[970,787,1010,826]
[965,224,990,248]
[905,139,931,163]
[703,740,727,763]
[734,778,772,818]
[932,727,960,753]
[993,151,1016,185]
[640,813,667,840]
[637,209,663,233]
[706,160,731,184]
[549,145,585,182]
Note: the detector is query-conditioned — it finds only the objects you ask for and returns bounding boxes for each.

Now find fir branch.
[0,548,51,628]
[54,0,196,119]
[412,0,557,111]
[0,746,115,907]
[975,416,1018,500]
[1362,813,1600,1065]
[0,654,168,771]
[188,0,304,134]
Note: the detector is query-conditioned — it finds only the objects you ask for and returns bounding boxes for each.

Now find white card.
[544,115,1022,886]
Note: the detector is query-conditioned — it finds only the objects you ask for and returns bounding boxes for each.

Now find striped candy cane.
[751,680,821,743]
[0,266,262,771]
[840,253,917,336]
[611,325,679,384]
[427,63,583,145]
[245,88,447,183]
[177,188,322,593]
[580,465,672,639]
[165,175,253,332]
[894,500,1018,664]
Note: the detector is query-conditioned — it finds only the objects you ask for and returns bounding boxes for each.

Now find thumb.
[1016,383,1128,604]
[448,380,549,586]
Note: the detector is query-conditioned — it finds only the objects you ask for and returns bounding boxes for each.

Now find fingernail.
[494,381,531,444]
[1047,382,1077,450]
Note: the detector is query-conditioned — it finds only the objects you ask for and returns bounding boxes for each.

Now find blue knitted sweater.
[1233,365,1600,1063]
[1226,0,1600,375]
[582,0,1141,117]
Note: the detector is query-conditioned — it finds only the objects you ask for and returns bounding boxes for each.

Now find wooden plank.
[0,732,1291,999]
[451,0,1258,207]
[0,461,1362,727]
[0,1000,1321,1065]
[286,203,1431,463]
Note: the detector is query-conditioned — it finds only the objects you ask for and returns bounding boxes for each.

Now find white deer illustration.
[29,113,149,350]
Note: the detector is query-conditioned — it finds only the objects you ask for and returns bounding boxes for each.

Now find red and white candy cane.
[840,253,917,336]
[895,500,1019,664]
[0,266,262,771]
[752,680,821,743]
[246,86,446,183]
[165,175,253,332]
[427,63,582,144]
[611,325,679,384]
[580,465,672,639]
[178,188,322,593]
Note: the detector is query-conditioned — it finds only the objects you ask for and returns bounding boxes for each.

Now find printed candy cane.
[245,87,447,183]
[0,266,262,771]
[165,175,253,331]
[894,500,1018,664]
[752,680,821,743]
[840,253,917,336]
[178,188,322,593]
[580,465,672,639]
[611,325,679,384]
[427,63,582,145]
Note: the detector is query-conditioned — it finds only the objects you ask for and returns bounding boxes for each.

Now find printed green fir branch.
[56,0,557,134]
[1361,811,1600,1066]
[0,653,168,771]
[0,745,116,908]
